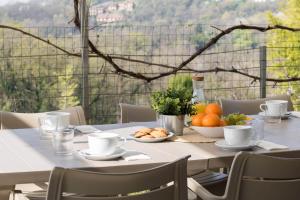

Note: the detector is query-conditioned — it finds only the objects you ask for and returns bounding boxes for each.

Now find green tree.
[0,27,80,113]
[267,0,300,109]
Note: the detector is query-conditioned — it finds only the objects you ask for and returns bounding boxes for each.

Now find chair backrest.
[46,156,190,200]
[1,112,45,129]
[224,152,300,200]
[1,106,86,129]
[119,103,156,123]
[220,94,294,115]
[60,106,87,125]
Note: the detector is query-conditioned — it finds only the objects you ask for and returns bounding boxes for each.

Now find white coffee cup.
[46,112,70,130]
[260,100,288,116]
[88,132,126,156]
[224,126,253,146]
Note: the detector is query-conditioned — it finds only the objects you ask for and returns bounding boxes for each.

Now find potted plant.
[151,87,193,135]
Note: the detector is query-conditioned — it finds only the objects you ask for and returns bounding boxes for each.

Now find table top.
[1,118,300,186]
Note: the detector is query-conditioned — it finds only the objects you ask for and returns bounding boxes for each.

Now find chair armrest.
[188,178,225,200]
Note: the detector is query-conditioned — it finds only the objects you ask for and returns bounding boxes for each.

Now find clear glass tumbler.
[38,115,58,140]
[264,108,283,124]
[52,128,74,155]
[252,117,265,140]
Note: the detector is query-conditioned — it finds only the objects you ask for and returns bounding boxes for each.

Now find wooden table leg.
[0,185,14,200]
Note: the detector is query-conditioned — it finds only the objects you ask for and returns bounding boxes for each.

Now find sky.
[0,0,30,6]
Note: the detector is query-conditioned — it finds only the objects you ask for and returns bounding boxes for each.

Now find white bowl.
[191,126,224,138]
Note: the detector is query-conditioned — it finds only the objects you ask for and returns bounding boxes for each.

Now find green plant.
[151,88,193,115]
[267,0,300,110]
[224,113,247,125]
[168,74,193,95]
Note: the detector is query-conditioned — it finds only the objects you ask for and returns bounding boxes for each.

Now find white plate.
[191,126,224,138]
[258,112,290,120]
[215,140,256,150]
[79,148,126,161]
[129,132,175,143]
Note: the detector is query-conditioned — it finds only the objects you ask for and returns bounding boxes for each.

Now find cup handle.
[260,104,267,112]
[117,137,127,148]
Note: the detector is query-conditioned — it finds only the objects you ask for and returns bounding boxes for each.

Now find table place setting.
[212,99,292,151]
[259,99,294,122]
[78,132,150,161]
[38,113,152,161]
[214,125,288,151]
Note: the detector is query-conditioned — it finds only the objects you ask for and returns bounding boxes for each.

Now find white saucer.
[258,112,290,120]
[215,140,256,150]
[79,148,126,161]
[129,132,175,143]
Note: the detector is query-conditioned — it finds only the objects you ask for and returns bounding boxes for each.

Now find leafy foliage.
[224,113,247,125]
[0,0,280,26]
[168,74,193,95]
[151,87,193,115]
[0,29,80,112]
[267,0,300,110]
[128,0,279,25]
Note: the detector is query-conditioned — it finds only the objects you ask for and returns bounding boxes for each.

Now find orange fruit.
[205,103,223,116]
[202,114,221,127]
[191,113,206,126]
[220,119,227,127]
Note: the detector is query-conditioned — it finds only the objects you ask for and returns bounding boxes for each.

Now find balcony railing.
[0,24,298,124]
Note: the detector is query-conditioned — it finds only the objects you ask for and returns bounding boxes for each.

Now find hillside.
[126,0,280,25]
[0,0,281,26]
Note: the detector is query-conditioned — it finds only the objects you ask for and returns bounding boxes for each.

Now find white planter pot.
[159,115,184,136]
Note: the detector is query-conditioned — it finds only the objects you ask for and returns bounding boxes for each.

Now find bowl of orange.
[190,103,226,138]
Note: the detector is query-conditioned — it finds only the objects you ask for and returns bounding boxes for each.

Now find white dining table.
[1,118,300,188]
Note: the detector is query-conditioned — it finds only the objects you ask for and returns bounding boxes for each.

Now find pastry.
[141,135,155,139]
[150,130,168,138]
[154,128,168,134]
[134,131,148,138]
[137,128,153,133]
[134,128,153,138]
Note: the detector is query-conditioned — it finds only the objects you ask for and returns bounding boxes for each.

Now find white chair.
[1,106,87,129]
[220,94,294,115]
[119,103,157,123]
[188,152,300,200]
[46,156,190,200]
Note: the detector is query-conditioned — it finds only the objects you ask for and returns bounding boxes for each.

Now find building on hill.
[96,13,124,23]
[89,0,135,23]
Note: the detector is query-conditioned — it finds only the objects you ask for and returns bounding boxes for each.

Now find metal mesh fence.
[0,24,299,124]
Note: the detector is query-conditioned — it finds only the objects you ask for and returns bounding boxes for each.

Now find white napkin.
[256,140,288,151]
[75,125,100,134]
[122,150,151,161]
[290,111,300,118]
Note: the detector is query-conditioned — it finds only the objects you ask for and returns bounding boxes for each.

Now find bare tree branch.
[0,1,299,85]
[0,25,80,57]
[72,0,300,82]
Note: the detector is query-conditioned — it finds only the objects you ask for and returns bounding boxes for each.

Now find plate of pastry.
[130,127,174,143]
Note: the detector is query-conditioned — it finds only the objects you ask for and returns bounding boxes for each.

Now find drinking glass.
[251,117,265,140]
[38,115,58,140]
[264,107,284,124]
[52,128,74,155]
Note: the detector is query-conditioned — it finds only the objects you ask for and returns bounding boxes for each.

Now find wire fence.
[0,24,299,124]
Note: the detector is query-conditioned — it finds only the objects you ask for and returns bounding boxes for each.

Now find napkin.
[122,150,151,161]
[256,140,288,151]
[75,125,100,134]
[290,111,300,118]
